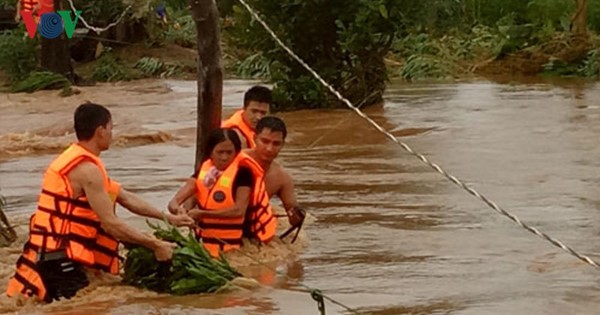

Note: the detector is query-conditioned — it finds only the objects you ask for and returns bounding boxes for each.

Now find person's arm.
[278,168,305,226]
[70,162,174,261]
[188,186,250,219]
[15,0,21,21]
[167,178,196,214]
[118,188,194,227]
[278,168,297,211]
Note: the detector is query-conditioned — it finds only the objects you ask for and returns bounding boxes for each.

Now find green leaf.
[378,4,388,19]
[123,221,240,295]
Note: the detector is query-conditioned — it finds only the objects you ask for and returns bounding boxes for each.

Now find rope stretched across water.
[66,0,132,34]
[234,0,600,272]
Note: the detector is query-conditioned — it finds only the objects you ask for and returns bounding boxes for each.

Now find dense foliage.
[226,0,404,110]
[223,0,600,110]
[2,0,600,95]
[0,28,38,82]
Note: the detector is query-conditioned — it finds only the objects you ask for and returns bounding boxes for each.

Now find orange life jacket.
[240,153,277,243]
[21,0,53,19]
[195,155,246,257]
[222,110,256,148]
[6,143,121,301]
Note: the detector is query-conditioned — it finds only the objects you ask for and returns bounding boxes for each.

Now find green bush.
[92,52,133,82]
[401,54,455,80]
[235,52,272,79]
[526,0,573,29]
[164,14,196,48]
[72,0,128,25]
[135,57,164,76]
[0,0,15,8]
[227,0,403,110]
[578,48,600,77]
[0,28,38,82]
[588,0,600,32]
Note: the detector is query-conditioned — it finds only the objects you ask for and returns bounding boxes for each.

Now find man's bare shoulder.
[69,161,103,183]
[266,160,282,173]
[267,161,291,179]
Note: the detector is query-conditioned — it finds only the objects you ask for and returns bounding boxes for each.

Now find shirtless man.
[245,116,305,227]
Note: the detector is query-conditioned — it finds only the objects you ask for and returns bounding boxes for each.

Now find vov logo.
[21,10,81,39]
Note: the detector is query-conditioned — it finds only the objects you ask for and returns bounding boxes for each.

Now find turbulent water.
[1,78,600,314]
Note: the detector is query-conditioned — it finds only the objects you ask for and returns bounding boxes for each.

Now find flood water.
[1,78,600,314]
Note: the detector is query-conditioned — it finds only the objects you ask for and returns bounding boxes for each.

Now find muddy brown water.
[1,78,600,314]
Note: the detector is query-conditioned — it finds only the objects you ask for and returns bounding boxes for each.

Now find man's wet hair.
[204,128,242,161]
[74,102,112,141]
[256,116,287,140]
[243,85,272,108]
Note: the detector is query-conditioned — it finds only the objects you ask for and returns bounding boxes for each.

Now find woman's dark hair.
[203,128,242,160]
[74,102,112,141]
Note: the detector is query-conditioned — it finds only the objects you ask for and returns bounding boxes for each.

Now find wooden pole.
[190,0,223,171]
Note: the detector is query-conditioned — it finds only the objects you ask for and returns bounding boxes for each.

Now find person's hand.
[187,209,203,220]
[153,240,176,261]
[167,199,186,215]
[286,207,306,227]
[166,213,195,227]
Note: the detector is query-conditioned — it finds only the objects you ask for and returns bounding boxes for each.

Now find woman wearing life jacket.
[6,103,194,303]
[168,128,277,257]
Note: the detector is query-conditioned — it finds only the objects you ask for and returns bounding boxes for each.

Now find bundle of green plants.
[123,221,241,295]
[11,71,70,93]
[0,192,17,247]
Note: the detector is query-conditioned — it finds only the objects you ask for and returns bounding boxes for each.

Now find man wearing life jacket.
[17,0,54,22]
[167,128,277,257]
[6,103,194,303]
[244,117,306,234]
[222,85,271,149]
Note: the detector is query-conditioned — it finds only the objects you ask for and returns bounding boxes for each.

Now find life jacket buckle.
[37,250,67,263]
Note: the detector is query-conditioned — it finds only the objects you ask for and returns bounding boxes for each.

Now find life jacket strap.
[201,237,244,246]
[197,222,245,230]
[41,189,92,209]
[13,272,39,297]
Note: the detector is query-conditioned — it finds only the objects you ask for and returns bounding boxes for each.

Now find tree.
[227,0,403,111]
[571,0,588,35]
[190,0,223,170]
[40,0,74,80]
